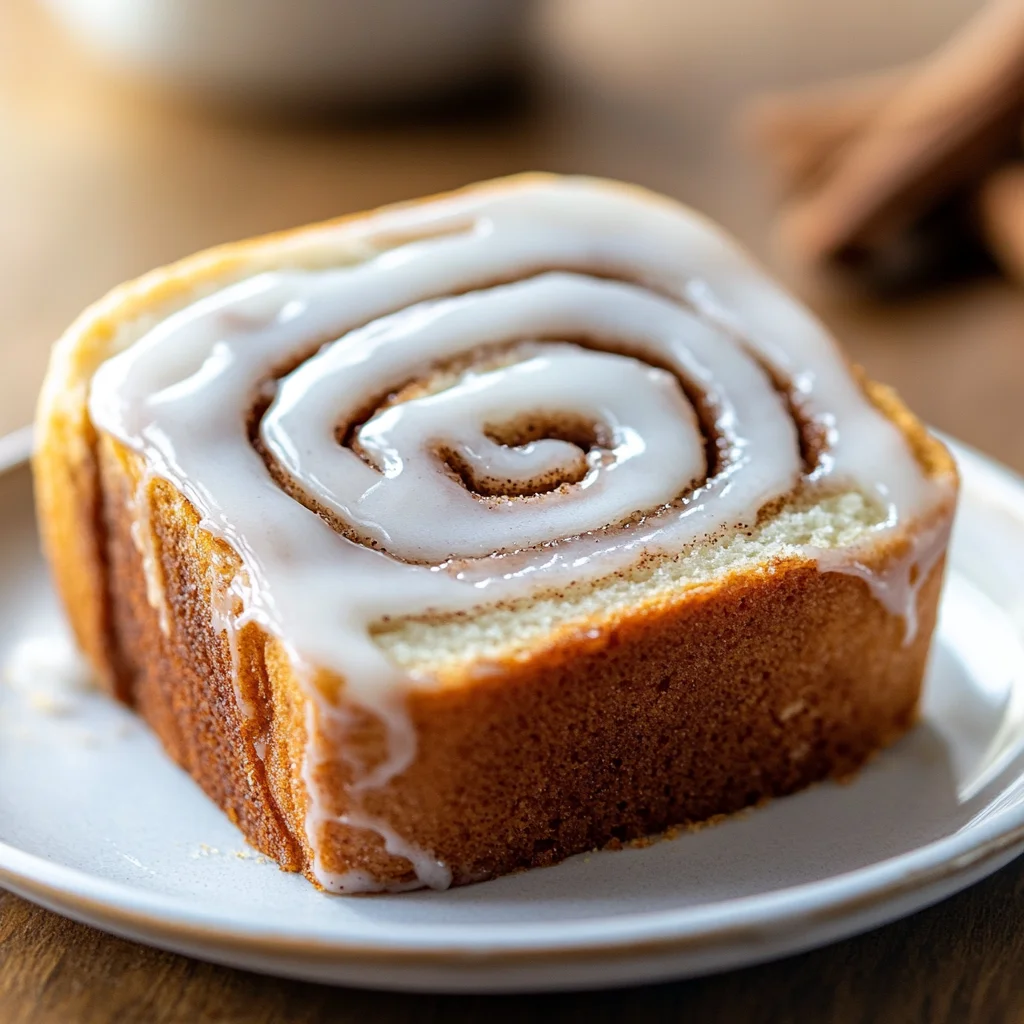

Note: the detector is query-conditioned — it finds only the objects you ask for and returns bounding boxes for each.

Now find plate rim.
[4,426,1024,968]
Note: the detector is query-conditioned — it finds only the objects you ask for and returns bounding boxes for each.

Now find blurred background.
[6,0,1019,466]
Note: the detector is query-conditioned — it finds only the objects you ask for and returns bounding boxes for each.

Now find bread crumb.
[232,848,271,864]
[27,692,75,716]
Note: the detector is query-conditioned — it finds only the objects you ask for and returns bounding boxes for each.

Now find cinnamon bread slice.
[35,174,958,891]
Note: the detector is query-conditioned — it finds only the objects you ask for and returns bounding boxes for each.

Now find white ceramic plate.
[2,429,1024,993]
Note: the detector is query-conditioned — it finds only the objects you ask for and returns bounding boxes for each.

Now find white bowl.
[44,0,531,104]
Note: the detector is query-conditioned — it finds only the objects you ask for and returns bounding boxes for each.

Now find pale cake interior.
[374,489,889,673]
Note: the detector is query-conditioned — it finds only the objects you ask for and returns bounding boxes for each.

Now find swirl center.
[268,343,703,562]
[254,271,803,563]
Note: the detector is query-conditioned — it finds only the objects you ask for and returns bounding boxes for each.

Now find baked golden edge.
[34,174,959,888]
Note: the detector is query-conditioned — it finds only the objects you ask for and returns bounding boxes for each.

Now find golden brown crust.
[34,175,959,888]
[88,437,949,887]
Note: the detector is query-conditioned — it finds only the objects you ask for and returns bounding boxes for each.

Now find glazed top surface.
[85,175,951,890]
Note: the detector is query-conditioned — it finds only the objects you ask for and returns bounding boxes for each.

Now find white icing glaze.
[85,177,953,892]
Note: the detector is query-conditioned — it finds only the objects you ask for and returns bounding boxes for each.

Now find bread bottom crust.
[92,435,941,889]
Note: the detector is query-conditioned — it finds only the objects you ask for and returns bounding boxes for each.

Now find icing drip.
[127,473,170,636]
[208,551,255,722]
[814,516,953,644]
[86,177,953,892]
[299,680,446,892]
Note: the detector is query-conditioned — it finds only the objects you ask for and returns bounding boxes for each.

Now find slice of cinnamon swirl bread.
[35,174,958,892]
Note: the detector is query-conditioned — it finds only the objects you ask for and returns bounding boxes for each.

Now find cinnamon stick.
[978,162,1024,284]
[740,67,910,195]
[778,0,1024,269]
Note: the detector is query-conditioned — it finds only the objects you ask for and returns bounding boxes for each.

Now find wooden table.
[4,0,1024,1020]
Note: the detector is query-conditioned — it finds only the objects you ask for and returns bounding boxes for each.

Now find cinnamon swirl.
[35,175,958,892]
